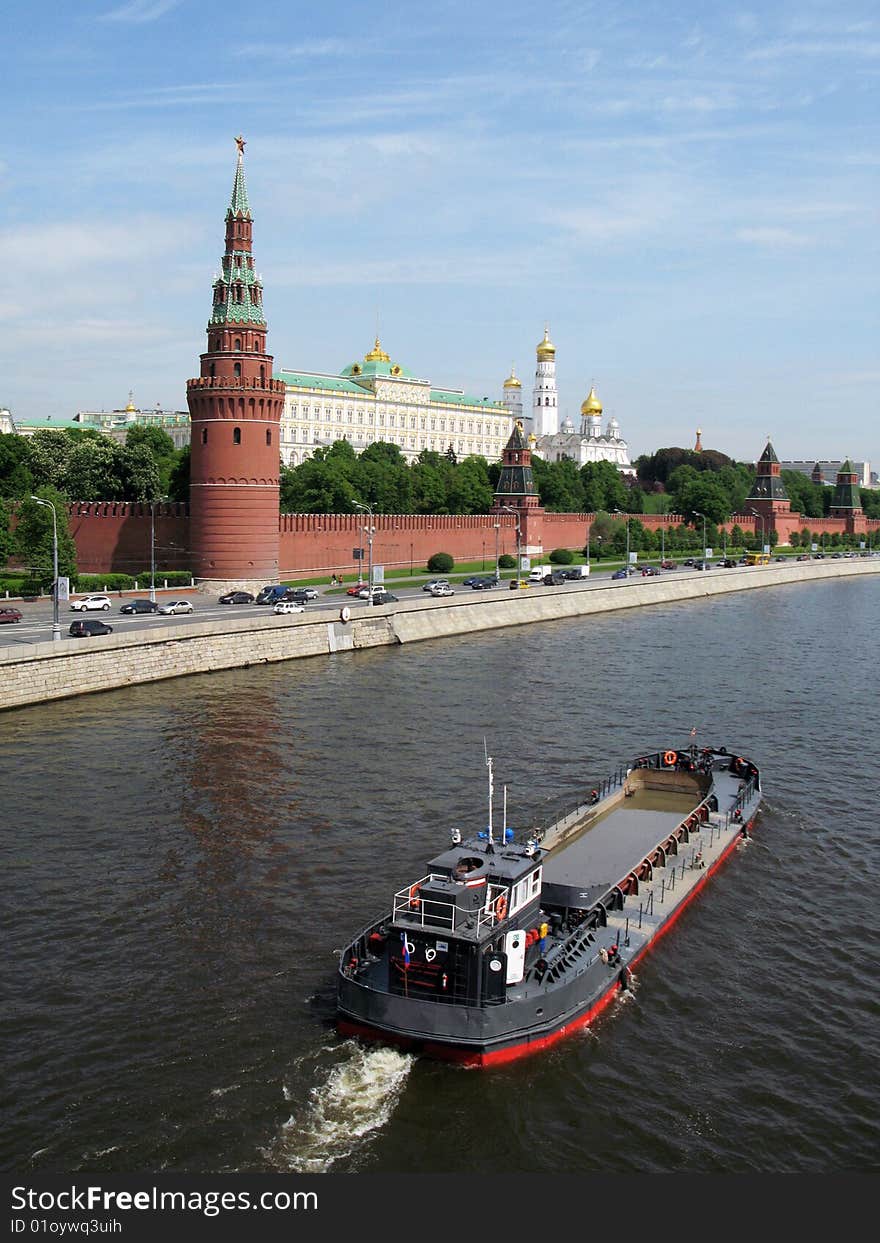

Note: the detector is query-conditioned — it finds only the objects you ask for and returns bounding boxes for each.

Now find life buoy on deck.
[663,750,677,767]
[408,885,421,909]
[495,894,508,920]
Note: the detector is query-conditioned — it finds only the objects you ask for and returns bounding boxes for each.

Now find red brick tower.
[491,419,544,555]
[187,136,285,584]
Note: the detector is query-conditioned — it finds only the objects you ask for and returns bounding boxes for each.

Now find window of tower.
[209,363,215,379]
[234,363,242,378]
[260,365,265,384]
[233,427,241,445]
[234,338,242,350]
[266,429,272,446]
[201,428,208,445]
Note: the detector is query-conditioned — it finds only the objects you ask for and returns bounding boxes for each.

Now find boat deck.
[543,789,698,891]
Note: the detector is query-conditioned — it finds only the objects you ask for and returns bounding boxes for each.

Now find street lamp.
[149,495,169,603]
[499,504,521,587]
[750,508,764,559]
[493,522,501,582]
[354,501,375,598]
[30,496,60,641]
[694,510,707,565]
[613,510,630,574]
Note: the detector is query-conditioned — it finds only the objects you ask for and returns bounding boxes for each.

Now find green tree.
[0,498,13,564]
[447,456,494,514]
[13,488,77,585]
[581,461,628,513]
[0,434,34,499]
[125,425,177,493]
[167,445,190,502]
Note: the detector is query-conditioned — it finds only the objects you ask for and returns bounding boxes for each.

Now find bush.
[130,569,193,586]
[427,552,454,573]
[20,579,43,598]
[548,547,574,564]
[74,573,136,592]
[498,553,516,569]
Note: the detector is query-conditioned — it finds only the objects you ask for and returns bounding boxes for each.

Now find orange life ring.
[663,750,677,767]
[495,894,508,920]
[408,885,421,910]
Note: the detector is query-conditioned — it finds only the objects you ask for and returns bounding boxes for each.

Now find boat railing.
[392,876,508,932]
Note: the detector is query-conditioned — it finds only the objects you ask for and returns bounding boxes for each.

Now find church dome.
[364,336,390,363]
[503,367,522,389]
[560,414,575,432]
[536,327,556,360]
[580,386,602,416]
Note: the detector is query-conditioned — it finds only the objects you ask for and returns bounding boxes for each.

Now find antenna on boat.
[484,738,494,849]
[502,785,508,841]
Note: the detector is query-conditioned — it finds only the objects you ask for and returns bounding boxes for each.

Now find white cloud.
[100,0,182,22]
[735,226,811,246]
[746,39,880,61]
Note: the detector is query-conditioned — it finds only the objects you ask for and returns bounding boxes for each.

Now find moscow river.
[2,575,878,1176]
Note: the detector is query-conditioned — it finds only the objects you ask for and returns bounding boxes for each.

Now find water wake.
[266,1041,414,1172]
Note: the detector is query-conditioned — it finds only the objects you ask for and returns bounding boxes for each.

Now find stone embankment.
[1,560,877,713]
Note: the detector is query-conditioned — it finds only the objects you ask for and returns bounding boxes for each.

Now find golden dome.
[536,326,556,359]
[503,366,522,389]
[125,389,137,413]
[580,385,602,415]
[364,336,390,363]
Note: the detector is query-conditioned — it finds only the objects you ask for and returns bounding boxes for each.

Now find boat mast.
[484,739,494,848]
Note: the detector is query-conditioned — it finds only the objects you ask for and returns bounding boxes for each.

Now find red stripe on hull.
[339,821,755,1068]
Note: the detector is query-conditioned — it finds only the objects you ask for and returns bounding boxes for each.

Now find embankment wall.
[1,560,877,713]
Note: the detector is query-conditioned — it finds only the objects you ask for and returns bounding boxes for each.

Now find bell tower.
[186,136,285,585]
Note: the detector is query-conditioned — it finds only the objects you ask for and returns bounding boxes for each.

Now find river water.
[2,577,878,1176]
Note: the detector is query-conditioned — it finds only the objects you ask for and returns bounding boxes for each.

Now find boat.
[336,744,762,1067]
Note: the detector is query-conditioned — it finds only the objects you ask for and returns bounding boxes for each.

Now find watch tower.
[186,136,285,585]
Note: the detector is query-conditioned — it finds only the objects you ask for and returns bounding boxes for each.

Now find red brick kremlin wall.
[64,505,877,578]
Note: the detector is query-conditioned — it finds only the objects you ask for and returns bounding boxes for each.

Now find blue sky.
[2,0,878,468]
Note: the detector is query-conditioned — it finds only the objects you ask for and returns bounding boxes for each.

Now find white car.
[158,600,194,615]
[69,594,112,612]
[430,584,455,597]
[273,600,305,615]
[356,585,387,599]
[422,579,450,593]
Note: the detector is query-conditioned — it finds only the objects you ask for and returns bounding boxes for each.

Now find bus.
[745,551,770,565]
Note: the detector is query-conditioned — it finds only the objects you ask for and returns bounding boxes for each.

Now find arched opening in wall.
[233,427,241,445]
[201,428,208,445]
[266,429,272,445]
[234,363,242,378]
[209,363,215,378]
[260,365,265,384]
[234,338,242,350]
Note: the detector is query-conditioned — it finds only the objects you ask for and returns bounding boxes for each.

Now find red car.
[0,607,23,624]
[346,582,369,596]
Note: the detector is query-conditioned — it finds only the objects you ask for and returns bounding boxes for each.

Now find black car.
[370,591,398,605]
[284,588,314,605]
[543,571,567,585]
[218,591,255,604]
[69,619,113,637]
[119,599,159,614]
[470,576,499,589]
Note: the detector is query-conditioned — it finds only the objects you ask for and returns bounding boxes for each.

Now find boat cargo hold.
[337,744,762,1067]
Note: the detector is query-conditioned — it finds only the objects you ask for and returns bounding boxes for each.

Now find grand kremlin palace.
[276,337,511,466]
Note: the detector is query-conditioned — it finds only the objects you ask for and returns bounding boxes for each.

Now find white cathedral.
[500,328,633,474]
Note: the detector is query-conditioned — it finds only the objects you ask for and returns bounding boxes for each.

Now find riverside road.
[3,558,867,649]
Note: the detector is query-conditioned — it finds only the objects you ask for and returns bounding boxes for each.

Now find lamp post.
[613,509,630,574]
[499,504,521,587]
[354,501,375,597]
[30,496,60,641]
[750,508,764,559]
[493,522,500,582]
[694,510,707,565]
[149,496,168,603]
[586,521,591,575]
